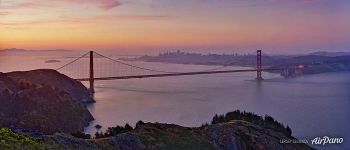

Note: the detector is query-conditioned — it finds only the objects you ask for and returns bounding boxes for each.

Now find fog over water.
[1,52,349,149]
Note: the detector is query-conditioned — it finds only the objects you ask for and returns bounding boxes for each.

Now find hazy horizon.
[1,47,350,56]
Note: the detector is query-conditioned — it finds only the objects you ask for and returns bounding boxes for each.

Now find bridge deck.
[76,69,280,81]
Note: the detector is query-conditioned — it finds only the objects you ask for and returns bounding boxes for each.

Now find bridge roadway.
[76,68,280,81]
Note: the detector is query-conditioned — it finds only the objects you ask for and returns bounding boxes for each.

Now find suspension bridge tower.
[89,51,95,93]
[256,50,263,81]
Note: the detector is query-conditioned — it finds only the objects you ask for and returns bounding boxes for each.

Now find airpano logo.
[311,136,344,145]
[280,136,344,146]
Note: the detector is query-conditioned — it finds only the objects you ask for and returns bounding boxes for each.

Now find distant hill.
[0,48,73,52]
[127,50,350,66]
[1,48,27,52]
[308,51,350,57]
[126,51,350,77]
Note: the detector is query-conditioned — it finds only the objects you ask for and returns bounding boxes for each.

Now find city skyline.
[1,0,350,54]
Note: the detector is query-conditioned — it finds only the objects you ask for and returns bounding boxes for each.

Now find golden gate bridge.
[56,50,282,93]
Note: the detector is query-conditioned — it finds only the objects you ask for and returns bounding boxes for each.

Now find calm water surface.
[85,70,350,150]
[1,53,349,149]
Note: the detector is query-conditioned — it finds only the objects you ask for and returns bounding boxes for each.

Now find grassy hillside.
[0,128,44,150]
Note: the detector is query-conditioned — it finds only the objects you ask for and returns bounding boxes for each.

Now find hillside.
[1,110,314,150]
[0,121,313,150]
[0,69,94,134]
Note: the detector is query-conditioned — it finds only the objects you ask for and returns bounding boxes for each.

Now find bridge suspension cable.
[199,65,234,72]
[56,52,90,70]
[57,50,276,77]
[93,51,179,74]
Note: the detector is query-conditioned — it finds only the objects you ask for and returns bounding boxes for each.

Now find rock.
[6,69,95,104]
[0,69,94,134]
[47,133,99,150]
[204,121,312,150]
[111,133,145,150]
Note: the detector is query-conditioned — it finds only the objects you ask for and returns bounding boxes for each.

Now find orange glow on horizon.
[1,0,350,53]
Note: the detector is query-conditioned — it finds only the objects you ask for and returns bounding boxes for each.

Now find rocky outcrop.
[37,121,313,150]
[205,121,310,150]
[4,69,94,104]
[0,69,94,134]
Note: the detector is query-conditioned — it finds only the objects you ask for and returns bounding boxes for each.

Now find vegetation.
[95,123,133,139]
[211,110,292,137]
[95,124,102,129]
[71,132,91,139]
[138,124,215,150]
[135,120,145,128]
[0,128,44,150]
[93,110,292,140]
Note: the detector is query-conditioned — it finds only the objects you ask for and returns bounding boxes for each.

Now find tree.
[71,132,91,139]
[136,120,144,128]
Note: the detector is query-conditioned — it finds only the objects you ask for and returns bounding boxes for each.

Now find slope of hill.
[0,69,94,134]
[0,120,313,150]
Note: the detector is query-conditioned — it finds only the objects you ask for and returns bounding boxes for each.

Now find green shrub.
[0,128,44,150]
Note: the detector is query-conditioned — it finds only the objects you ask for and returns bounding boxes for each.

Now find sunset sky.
[1,0,350,54]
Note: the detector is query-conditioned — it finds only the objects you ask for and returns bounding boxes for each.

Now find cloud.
[61,0,122,10]
[291,0,320,2]
[0,12,11,16]
[194,0,321,7]
[99,0,122,10]
[2,0,123,10]
[0,14,172,27]
[95,15,172,21]
[0,19,92,26]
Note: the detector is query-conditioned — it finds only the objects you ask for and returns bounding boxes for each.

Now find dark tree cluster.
[211,110,292,137]
[71,132,91,139]
[95,123,133,139]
